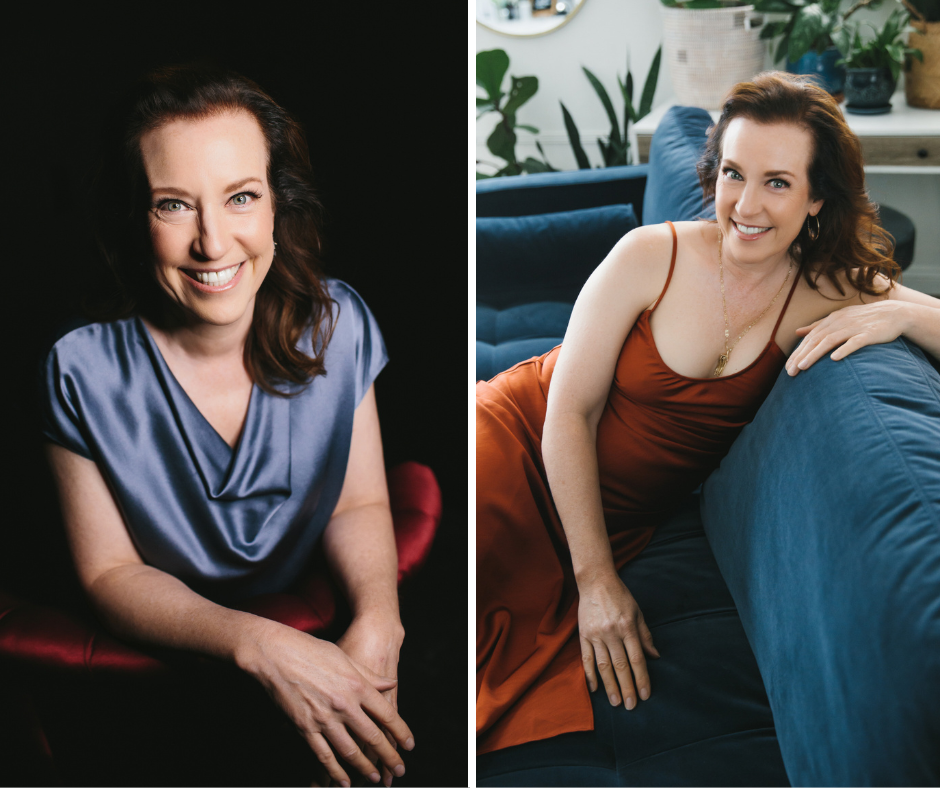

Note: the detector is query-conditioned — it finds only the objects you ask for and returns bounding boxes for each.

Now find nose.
[735,181,764,221]
[191,205,232,261]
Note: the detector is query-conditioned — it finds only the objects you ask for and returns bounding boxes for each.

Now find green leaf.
[560,101,591,170]
[487,122,517,165]
[638,46,661,120]
[522,157,552,174]
[476,97,494,108]
[760,19,789,40]
[683,0,727,8]
[789,5,826,63]
[583,66,621,143]
[516,124,540,133]
[476,49,509,106]
[752,0,796,12]
[774,33,790,64]
[535,141,558,171]
[476,171,494,180]
[503,75,538,118]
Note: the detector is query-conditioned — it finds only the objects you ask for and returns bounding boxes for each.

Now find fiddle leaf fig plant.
[476,48,556,179]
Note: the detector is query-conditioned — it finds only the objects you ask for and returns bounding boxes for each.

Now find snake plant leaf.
[623,70,638,125]
[560,101,591,170]
[638,46,661,120]
[516,124,540,134]
[503,75,539,119]
[476,49,509,107]
[535,141,558,171]
[788,4,827,63]
[487,122,518,165]
[583,66,621,144]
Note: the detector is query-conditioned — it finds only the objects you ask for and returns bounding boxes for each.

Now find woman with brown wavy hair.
[41,63,412,787]
[476,71,940,762]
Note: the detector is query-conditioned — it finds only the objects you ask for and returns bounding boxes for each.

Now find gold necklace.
[714,231,793,377]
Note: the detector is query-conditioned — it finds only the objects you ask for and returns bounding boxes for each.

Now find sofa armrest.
[700,339,940,785]
[476,165,649,222]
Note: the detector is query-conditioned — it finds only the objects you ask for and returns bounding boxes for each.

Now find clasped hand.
[578,573,660,710]
[247,620,412,788]
[787,300,910,376]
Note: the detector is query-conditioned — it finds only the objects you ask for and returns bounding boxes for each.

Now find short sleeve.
[39,341,94,460]
[329,280,389,407]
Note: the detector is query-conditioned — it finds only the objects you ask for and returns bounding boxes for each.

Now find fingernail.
[640,687,650,700]
[609,693,620,705]
[370,772,380,784]
[384,776,392,788]
[394,764,405,777]
[404,737,414,751]
[798,359,808,369]
[340,782,350,788]
[626,696,636,710]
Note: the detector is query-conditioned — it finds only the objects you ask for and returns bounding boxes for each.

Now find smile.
[732,221,771,238]
[181,262,244,291]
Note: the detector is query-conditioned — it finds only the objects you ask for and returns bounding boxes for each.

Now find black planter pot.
[844,67,896,114]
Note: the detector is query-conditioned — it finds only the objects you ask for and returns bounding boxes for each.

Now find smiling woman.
[38,64,415,788]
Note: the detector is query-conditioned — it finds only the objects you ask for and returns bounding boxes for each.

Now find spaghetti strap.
[770,264,802,342]
[650,220,678,312]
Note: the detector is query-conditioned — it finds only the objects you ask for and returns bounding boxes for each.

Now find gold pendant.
[714,354,728,377]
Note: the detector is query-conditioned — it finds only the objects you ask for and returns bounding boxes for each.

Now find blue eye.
[232,193,249,205]
[723,168,742,180]
[163,201,184,212]
[770,178,789,189]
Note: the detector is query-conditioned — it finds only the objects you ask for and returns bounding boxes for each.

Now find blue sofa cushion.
[477,496,790,786]
[644,106,716,226]
[477,204,638,310]
[476,303,572,383]
[701,338,940,786]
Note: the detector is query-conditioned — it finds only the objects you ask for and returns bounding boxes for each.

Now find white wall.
[475,0,939,295]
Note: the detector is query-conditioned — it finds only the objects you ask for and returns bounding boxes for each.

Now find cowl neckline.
[136,316,292,502]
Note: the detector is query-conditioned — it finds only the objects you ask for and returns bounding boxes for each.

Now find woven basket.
[662,5,766,110]
[905,21,940,109]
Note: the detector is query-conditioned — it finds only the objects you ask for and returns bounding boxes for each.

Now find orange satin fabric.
[476,221,800,755]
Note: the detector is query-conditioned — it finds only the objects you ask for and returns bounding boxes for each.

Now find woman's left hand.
[334,614,405,787]
[786,300,913,376]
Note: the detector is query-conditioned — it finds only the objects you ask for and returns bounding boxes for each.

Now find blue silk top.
[40,279,387,602]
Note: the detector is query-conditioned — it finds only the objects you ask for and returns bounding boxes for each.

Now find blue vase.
[786,46,846,96]
[844,67,896,113]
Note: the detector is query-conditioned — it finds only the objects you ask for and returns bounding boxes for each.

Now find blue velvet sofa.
[476,107,940,786]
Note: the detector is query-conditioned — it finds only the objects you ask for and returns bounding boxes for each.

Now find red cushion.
[0,462,441,673]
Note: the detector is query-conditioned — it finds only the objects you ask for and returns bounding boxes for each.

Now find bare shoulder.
[601,221,677,309]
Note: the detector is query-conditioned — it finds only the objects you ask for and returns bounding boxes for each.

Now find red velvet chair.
[0,461,441,783]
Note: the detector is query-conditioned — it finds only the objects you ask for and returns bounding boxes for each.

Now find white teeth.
[192,263,240,285]
[735,221,769,235]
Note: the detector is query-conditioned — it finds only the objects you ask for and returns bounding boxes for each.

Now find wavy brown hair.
[697,71,899,298]
[84,62,334,397]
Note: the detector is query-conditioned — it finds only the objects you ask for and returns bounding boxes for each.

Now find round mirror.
[476,0,586,38]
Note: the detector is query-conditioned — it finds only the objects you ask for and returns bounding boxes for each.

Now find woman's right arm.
[45,442,411,788]
[541,224,670,711]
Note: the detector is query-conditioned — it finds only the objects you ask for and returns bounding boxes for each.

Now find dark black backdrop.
[5,8,467,787]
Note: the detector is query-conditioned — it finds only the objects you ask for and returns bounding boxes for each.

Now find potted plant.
[476,49,556,178]
[757,0,848,94]
[659,0,766,110]
[903,0,940,108]
[834,5,923,112]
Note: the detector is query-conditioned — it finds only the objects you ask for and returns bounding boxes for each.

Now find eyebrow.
[722,159,796,178]
[150,176,264,197]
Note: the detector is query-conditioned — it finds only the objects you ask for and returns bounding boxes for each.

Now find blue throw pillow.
[477,204,638,310]
[644,106,716,226]
[700,338,940,785]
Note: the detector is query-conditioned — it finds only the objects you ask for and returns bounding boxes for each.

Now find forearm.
[87,563,273,671]
[542,411,618,589]
[902,302,940,361]
[322,502,400,622]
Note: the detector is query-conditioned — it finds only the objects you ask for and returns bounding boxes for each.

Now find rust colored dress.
[476,220,800,755]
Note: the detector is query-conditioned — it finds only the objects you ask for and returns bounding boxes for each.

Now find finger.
[607,637,638,710]
[348,708,407,779]
[623,630,651,705]
[592,641,621,706]
[355,662,399,693]
[307,731,352,788]
[796,331,859,370]
[830,334,870,361]
[580,636,598,692]
[327,724,382,785]
[637,612,660,659]
[362,689,414,753]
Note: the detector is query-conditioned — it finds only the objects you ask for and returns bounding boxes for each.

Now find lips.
[732,220,771,239]
[180,262,245,292]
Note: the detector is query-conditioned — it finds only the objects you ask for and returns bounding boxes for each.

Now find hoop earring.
[273,240,278,259]
[807,213,820,242]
